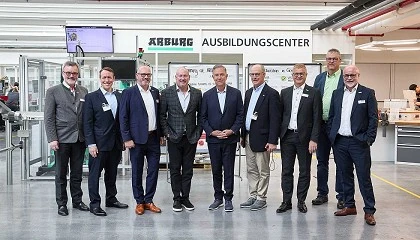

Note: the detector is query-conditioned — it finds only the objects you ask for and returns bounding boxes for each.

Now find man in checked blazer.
[44,61,89,216]
[276,63,322,214]
[160,67,202,212]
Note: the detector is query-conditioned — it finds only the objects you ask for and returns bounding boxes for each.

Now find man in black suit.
[83,67,128,216]
[312,48,345,209]
[328,65,378,226]
[276,64,322,214]
[240,64,280,211]
[120,65,163,215]
[201,65,243,212]
[160,67,202,212]
[44,61,89,216]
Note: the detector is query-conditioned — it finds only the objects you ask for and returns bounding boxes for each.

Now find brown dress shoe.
[365,214,376,225]
[334,207,357,216]
[144,203,162,213]
[135,204,145,215]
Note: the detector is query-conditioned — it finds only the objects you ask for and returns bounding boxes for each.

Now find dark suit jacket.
[201,85,244,144]
[313,70,344,97]
[327,84,378,145]
[44,84,88,143]
[279,84,322,144]
[119,85,161,145]
[83,89,123,151]
[241,84,280,152]
[160,84,202,144]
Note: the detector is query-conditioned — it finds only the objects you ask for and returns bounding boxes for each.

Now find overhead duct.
[310,0,385,30]
[352,0,420,35]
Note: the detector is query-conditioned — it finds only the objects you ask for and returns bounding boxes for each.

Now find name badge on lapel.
[302,93,309,98]
[358,100,366,104]
[251,112,258,121]
[80,99,85,102]
[102,103,111,112]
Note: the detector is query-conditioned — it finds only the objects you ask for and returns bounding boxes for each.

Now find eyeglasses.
[292,73,306,77]
[63,71,79,76]
[137,73,152,77]
[326,57,340,62]
[343,74,359,78]
[249,73,262,77]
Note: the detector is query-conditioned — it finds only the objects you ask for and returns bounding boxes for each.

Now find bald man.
[327,65,378,226]
[160,67,202,212]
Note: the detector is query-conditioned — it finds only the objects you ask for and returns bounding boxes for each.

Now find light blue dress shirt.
[245,82,266,131]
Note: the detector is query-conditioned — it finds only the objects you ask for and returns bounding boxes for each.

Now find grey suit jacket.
[44,84,88,144]
[160,84,202,144]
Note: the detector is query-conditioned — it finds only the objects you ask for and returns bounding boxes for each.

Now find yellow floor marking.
[372,173,420,199]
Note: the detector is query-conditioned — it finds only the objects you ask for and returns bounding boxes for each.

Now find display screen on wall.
[65,26,114,53]
[101,59,136,80]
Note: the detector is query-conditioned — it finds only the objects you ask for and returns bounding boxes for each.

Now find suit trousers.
[88,144,121,208]
[315,122,343,200]
[130,132,161,204]
[280,131,312,203]
[208,142,237,201]
[167,136,197,201]
[333,135,376,214]
[55,141,86,206]
[245,134,270,200]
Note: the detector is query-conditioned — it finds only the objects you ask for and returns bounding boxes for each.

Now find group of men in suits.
[45,58,378,225]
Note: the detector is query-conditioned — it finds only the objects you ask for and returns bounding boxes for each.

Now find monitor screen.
[101,59,137,80]
[65,26,114,53]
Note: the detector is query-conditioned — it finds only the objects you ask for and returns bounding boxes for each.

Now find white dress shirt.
[138,84,156,131]
[217,86,227,113]
[338,85,358,136]
[288,84,305,130]
[176,85,190,113]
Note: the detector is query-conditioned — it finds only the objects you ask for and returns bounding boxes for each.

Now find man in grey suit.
[160,67,202,212]
[276,64,322,214]
[44,61,89,216]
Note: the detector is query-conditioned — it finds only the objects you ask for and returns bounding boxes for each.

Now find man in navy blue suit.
[83,67,128,216]
[327,65,378,226]
[312,48,345,209]
[202,65,243,212]
[119,65,163,215]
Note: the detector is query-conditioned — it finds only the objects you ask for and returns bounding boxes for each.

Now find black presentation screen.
[101,60,136,80]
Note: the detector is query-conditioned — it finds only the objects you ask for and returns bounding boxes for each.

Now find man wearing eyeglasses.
[240,64,280,211]
[276,64,322,214]
[160,67,202,212]
[312,48,345,209]
[119,65,164,215]
[44,61,89,216]
[327,65,378,226]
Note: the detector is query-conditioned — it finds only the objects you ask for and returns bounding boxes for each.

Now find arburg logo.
[148,38,193,47]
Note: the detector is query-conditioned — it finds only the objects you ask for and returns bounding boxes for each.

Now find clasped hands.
[211,129,234,139]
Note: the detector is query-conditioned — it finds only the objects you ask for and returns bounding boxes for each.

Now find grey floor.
[1,132,419,240]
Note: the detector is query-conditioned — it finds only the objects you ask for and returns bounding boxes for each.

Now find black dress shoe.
[298,201,308,213]
[90,207,107,216]
[73,202,90,211]
[106,201,129,209]
[58,205,68,216]
[312,195,328,205]
[276,202,292,213]
[337,200,345,209]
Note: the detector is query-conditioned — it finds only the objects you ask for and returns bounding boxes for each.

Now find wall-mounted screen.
[65,26,114,53]
[101,59,136,80]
